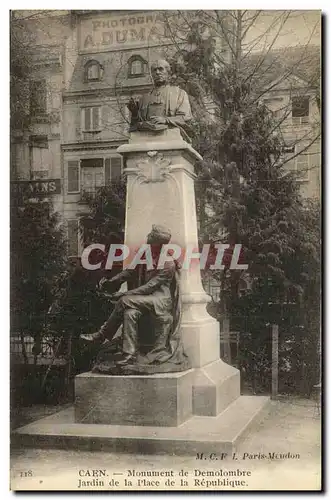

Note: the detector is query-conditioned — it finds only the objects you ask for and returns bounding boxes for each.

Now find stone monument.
[76,58,259,423]
[13,60,268,454]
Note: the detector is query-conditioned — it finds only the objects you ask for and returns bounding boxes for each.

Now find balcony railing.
[78,189,100,204]
[78,182,121,203]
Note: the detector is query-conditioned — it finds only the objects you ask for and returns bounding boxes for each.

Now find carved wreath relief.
[136,151,172,183]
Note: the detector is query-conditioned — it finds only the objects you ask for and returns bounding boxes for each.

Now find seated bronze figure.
[81,225,190,375]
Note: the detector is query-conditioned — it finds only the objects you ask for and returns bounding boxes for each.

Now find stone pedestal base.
[12,396,269,455]
[75,359,240,425]
[75,370,194,427]
[193,360,240,416]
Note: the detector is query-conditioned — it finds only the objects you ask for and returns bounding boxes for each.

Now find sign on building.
[79,12,170,52]
[11,179,62,203]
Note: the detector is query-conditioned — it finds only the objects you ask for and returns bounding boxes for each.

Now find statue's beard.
[153,78,168,87]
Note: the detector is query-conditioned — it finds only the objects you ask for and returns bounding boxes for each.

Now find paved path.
[10,398,321,491]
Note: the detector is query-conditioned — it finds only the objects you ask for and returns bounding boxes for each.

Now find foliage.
[166,13,321,394]
[46,181,126,372]
[11,199,66,354]
[10,13,32,132]
[80,180,126,249]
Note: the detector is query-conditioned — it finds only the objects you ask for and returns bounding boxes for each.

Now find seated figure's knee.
[124,308,141,320]
[114,296,125,310]
[113,297,125,314]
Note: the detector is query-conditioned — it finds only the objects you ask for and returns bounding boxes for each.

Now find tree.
[161,10,321,394]
[50,179,126,340]
[10,11,51,132]
[80,180,126,248]
[11,11,68,130]
[10,199,66,363]
[47,180,126,375]
[10,12,33,137]
[162,10,320,173]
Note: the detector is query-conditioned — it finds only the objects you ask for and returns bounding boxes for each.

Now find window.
[80,158,104,196]
[30,135,49,179]
[292,97,310,125]
[295,154,309,182]
[67,157,123,194]
[238,278,251,298]
[285,147,309,182]
[84,60,103,82]
[210,285,220,302]
[263,97,285,121]
[283,145,295,155]
[203,277,220,302]
[272,108,284,120]
[67,219,79,257]
[131,59,143,75]
[105,157,122,185]
[67,161,80,193]
[128,56,147,78]
[82,107,101,132]
[30,80,47,116]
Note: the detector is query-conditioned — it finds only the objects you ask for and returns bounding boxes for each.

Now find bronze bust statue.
[80,225,190,375]
[127,59,192,141]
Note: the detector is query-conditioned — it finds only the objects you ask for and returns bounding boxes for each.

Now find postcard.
[10,9,321,492]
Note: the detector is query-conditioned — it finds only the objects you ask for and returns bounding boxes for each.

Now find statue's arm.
[126,265,175,296]
[164,90,193,139]
[127,98,140,128]
[169,89,192,125]
[100,269,134,291]
[128,96,149,129]
[166,116,186,126]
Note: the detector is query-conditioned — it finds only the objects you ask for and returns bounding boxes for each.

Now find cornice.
[63,84,152,102]
[61,139,128,151]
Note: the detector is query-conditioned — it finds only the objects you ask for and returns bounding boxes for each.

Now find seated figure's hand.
[149,116,167,125]
[109,291,125,302]
[98,277,117,290]
[96,289,110,298]
[98,277,108,290]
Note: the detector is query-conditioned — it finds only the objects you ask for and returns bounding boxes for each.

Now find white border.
[3,3,328,499]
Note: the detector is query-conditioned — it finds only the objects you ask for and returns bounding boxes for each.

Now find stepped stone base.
[75,370,194,427]
[12,396,269,456]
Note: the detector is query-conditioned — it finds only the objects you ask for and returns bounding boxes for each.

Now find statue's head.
[150,59,171,87]
[147,224,171,245]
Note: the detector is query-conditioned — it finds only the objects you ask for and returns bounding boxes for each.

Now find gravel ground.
[10,397,321,492]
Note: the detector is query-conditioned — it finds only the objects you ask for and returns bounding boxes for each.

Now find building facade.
[11,10,321,259]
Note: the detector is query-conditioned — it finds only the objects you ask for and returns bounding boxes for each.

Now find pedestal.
[75,370,194,427]
[116,129,240,416]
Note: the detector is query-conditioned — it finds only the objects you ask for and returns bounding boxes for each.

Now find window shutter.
[32,171,48,180]
[292,97,309,118]
[111,157,122,180]
[30,80,47,115]
[38,81,47,113]
[297,155,309,181]
[92,107,100,130]
[105,158,111,185]
[30,135,48,148]
[105,157,122,183]
[84,108,91,131]
[67,219,79,256]
[68,161,79,192]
